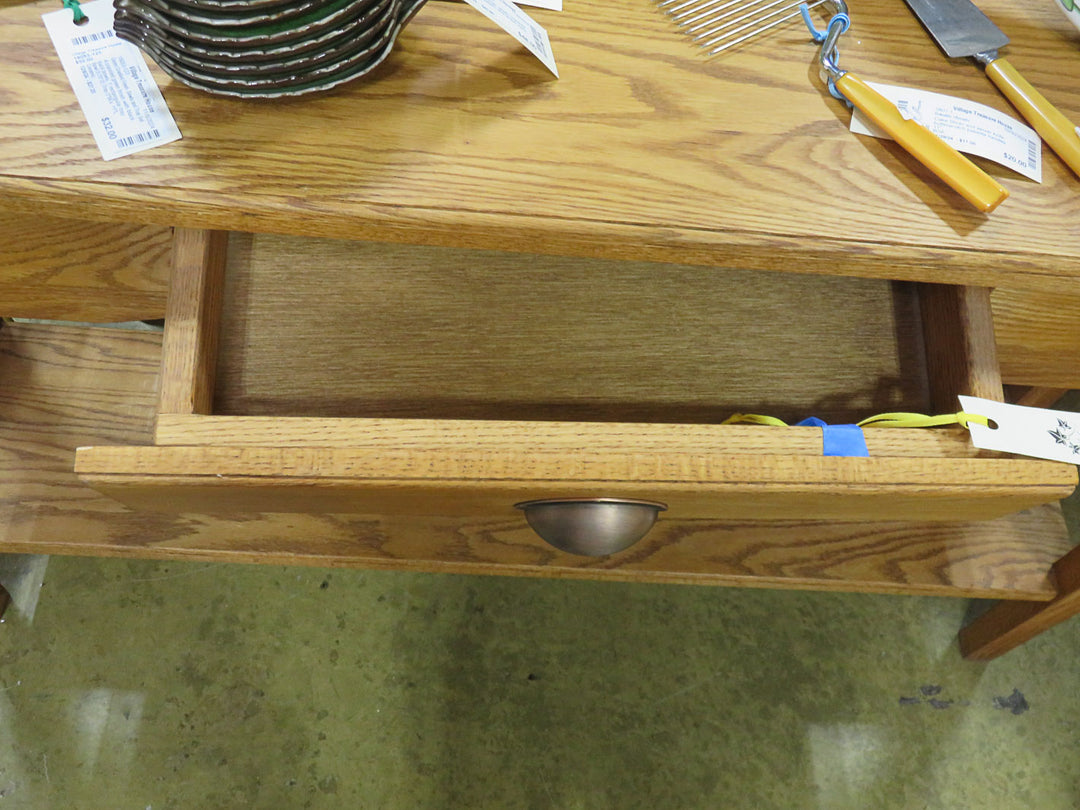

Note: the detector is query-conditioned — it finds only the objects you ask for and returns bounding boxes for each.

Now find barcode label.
[1028,138,1038,169]
[115,128,161,149]
[70,28,114,45]
[42,0,181,160]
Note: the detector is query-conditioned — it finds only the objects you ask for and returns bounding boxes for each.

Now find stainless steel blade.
[902,0,1010,58]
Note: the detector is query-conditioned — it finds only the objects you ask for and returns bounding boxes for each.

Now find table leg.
[960,543,1080,659]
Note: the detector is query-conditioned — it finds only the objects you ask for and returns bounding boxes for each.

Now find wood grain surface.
[75,443,1076,522]
[1005,385,1069,409]
[152,415,994,457]
[960,543,1080,659]
[0,214,171,321]
[158,228,228,414]
[1,320,1070,599]
[992,287,1080,388]
[918,284,1003,412]
[1,0,1078,290]
[214,233,931,423]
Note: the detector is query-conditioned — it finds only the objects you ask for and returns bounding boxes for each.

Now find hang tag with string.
[42,0,181,160]
[959,396,1080,465]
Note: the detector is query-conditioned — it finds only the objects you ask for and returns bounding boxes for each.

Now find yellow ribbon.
[721,411,989,429]
[720,413,790,427]
[856,411,990,429]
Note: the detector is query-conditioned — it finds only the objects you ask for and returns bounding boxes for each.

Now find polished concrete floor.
[1,547,1080,809]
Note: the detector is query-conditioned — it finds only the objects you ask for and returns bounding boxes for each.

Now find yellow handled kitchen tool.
[810,2,1007,212]
[980,58,1080,178]
[658,0,1008,212]
[903,0,1080,180]
[831,74,1007,211]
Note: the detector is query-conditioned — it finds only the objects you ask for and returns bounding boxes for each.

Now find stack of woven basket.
[112,0,427,97]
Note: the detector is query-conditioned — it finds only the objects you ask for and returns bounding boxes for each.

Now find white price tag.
[462,0,558,76]
[960,396,1080,465]
[516,0,562,11]
[43,0,181,160]
[850,82,1042,183]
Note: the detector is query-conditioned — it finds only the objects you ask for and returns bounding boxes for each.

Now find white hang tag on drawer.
[850,82,1042,182]
[462,0,559,76]
[43,0,181,160]
[960,396,1080,465]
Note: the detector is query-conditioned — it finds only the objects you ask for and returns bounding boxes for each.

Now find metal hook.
[799,0,852,104]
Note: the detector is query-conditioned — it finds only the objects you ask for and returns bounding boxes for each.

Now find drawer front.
[76,438,1077,523]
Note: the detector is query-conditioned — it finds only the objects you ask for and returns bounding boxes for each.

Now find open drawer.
[75,229,1078,554]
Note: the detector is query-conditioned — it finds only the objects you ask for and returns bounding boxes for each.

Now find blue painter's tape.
[795,418,869,457]
[822,424,869,457]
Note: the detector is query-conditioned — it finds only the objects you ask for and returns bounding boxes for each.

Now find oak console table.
[1,0,1079,658]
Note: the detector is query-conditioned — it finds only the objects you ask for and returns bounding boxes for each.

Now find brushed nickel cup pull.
[514,498,668,557]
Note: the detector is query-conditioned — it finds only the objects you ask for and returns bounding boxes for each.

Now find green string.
[62,0,87,24]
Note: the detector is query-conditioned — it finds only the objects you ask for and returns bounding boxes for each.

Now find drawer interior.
[74,227,1077,530]
[214,234,930,424]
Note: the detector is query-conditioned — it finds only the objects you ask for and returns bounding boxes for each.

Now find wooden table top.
[1,0,1078,288]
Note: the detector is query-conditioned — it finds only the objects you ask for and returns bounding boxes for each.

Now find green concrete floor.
[1,552,1080,809]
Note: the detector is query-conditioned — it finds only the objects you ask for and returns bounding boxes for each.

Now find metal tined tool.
[903,0,1080,178]
[660,0,830,55]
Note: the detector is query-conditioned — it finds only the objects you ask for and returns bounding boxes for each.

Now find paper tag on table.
[462,0,558,76]
[448,0,563,13]
[960,396,1080,465]
[850,82,1041,182]
[43,0,181,160]
[516,0,561,10]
